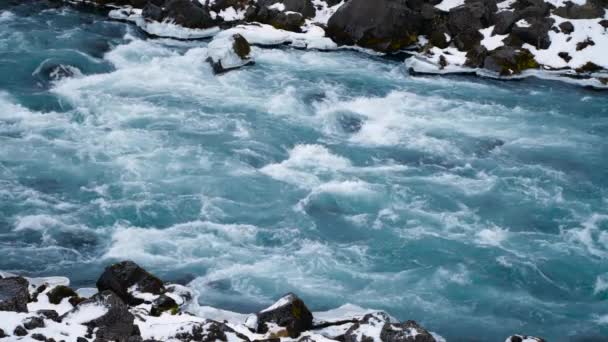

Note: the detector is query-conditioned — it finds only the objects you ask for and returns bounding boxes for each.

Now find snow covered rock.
[96,260,165,306]
[207,33,253,73]
[255,293,314,338]
[62,290,139,342]
[0,277,30,313]
[174,319,250,342]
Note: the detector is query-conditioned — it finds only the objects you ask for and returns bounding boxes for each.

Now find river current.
[1,2,608,341]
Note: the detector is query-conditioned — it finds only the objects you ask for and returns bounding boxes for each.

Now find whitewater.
[0,2,607,341]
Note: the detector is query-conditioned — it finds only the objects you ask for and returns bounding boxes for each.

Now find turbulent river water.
[1,2,608,341]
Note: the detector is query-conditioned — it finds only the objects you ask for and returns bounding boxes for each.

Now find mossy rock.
[47,285,78,305]
[483,47,539,76]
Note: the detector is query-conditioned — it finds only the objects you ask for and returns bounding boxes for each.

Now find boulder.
[245,4,307,31]
[380,321,436,342]
[510,17,554,49]
[558,21,574,34]
[37,309,60,322]
[142,3,164,22]
[344,312,392,342]
[327,0,424,52]
[207,34,254,74]
[465,44,488,67]
[96,261,165,306]
[47,285,78,305]
[14,325,28,337]
[447,0,496,50]
[554,1,604,19]
[23,316,45,330]
[163,0,216,29]
[493,11,517,35]
[0,328,5,338]
[0,277,29,313]
[483,46,539,75]
[512,0,553,19]
[255,293,314,338]
[174,320,250,342]
[257,0,316,18]
[63,290,138,342]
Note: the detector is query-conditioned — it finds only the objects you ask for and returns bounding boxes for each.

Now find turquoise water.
[1,2,608,341]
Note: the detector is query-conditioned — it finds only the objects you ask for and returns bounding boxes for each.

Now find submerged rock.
[255,293,314,338]
[96,260,165,306]
[207,34,254,74]
[0,277,29,313]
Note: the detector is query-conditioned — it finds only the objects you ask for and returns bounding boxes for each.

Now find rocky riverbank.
[62,0,608,88]
[0,261,545,342]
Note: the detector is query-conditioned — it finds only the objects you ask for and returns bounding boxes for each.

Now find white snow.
[217,23,337,50]
[218,7,246,21]
[269,3,286,11]
[515,19,531,28]
[524,15,608,70]
[435,0,466,12]
[62,302,108,324]
[260,294,293,313]
[480,26,507,50]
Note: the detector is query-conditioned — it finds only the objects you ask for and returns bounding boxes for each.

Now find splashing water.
[1,2,607,341]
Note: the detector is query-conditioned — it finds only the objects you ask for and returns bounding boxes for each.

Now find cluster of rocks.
[0,261,547,342]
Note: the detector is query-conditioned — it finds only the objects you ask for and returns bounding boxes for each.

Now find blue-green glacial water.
[1,2,608,341]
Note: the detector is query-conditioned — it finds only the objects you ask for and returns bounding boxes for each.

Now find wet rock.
[174,320,250,342]
[0,276,29,313]
[506,335,546,342]
[327,0,424,52]
[150,294,178,317]
[96,261,165,306]
[64,290,137,342]
[558,21,574,34]
[380,321,436,342]
[576,61,602,73]
[37,309,60,322]
[207,34,254,74]
[23,316,45,330]
[14,325,28,337]
[47,285,78,305]
[483,46,539,75]
[163,0,216,29]
[256,293,314,338]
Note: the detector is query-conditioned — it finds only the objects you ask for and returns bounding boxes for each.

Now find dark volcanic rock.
[142,3,164,22]
[258,0,316,18]
[256,293,313,338]
[174,320,250,342]
[47,285,78,305]
[64,290,137,342]
[0,277,29,313]
[344,312,391,342]
[163,0,215,29]
[380,321,436,342]
[327,0,424,52]
[14,325,28,337]
[447,0,496,50]
[465,44,488,67]
[31,333,47,341]
[483,46,539,75]
[96,261,164,306]
[23,316,45,330]
[554,1,604,19]
[0,328,4,338]
[37,309,60,322]
[559,21,574,34]
[510,17,554,49]
[493,10,517,35]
